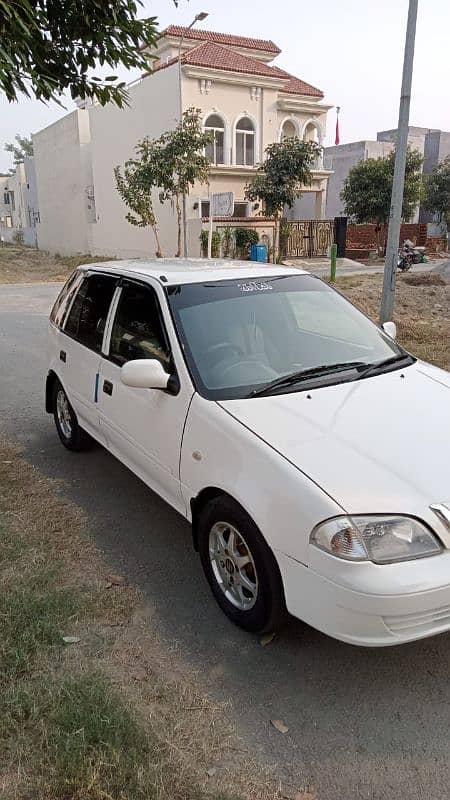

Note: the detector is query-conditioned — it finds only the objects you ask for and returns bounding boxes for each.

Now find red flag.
[335,114,340,145]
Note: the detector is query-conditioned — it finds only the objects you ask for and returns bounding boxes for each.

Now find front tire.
[198,496,286,633]
[53,380,92,452]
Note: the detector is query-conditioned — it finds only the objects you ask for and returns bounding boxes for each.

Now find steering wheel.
[203,341,243,366]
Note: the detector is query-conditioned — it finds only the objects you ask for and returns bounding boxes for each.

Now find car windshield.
[167,274,406,400]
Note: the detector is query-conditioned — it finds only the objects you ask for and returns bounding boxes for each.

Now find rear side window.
[50,270,84,329]
[64,274,118,352]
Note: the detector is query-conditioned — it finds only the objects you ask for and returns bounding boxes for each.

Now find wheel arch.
[191,487,245,551]
[45,369,59,413]
[192,486,288,625]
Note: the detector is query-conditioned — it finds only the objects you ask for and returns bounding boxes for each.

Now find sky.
[1,0,449,173]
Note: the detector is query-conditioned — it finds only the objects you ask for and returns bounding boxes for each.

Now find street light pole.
[380,0,419,323]
[178,12,208,258]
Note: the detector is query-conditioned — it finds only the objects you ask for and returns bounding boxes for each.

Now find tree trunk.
[152,224,163,258]
[273,214,279,264]
[175,194,182,258]
[382,223,388,256]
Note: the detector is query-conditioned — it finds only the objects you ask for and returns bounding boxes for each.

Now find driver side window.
[109,283,171,369]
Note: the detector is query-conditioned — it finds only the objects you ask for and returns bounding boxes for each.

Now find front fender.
[180,394,343,565]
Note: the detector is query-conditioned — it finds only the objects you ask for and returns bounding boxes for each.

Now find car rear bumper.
[277,551,450,647]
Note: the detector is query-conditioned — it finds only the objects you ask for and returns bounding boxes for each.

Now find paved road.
[1,282,450,800]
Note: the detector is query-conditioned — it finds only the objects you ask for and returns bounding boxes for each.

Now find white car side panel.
[51,329,102,435]
[180,393,343,564]
[97,277,195,515]
[97,357,192,513]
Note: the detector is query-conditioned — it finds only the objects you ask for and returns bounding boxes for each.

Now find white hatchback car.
[47,260,450,646]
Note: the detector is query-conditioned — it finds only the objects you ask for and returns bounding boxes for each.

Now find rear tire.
[198,496,286,634]
[53,380,92,452]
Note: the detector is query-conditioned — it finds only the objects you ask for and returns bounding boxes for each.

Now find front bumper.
[277,549,450,647]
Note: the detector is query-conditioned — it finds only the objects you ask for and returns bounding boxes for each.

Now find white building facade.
[325,126,450,223]
[0,159,39,246]
[32,25,333,258]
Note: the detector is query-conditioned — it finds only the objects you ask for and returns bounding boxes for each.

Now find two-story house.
[33,25,333,258]
[0,159,39,246]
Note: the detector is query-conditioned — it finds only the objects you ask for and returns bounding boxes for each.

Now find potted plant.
[234,227,259,259]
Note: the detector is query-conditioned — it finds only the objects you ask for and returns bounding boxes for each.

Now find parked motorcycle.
[397,239,427,271]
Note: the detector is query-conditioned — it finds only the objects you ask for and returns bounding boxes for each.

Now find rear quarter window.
[63,274,118,352]
[50,270,84,329]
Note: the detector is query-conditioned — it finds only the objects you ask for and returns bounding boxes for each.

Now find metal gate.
[283,219,334,258]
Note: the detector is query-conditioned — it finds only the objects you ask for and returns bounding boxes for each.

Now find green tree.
[114,149,163,257]
[424,156,450,228]
[341,148,424,251]
[115,109,212,257]
[245,137,321,260]
[154,108,212,256]
[0,1,157,106]
[5,135,34,174]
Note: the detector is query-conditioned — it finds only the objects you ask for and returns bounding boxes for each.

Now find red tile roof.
[271,67,324,98]
[160,41,324,98]
[161,25,281,55]
[175,41,284,79]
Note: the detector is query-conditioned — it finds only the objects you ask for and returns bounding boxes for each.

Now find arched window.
[204,114,225,165]
[303,121,323,168]
[303,121,320,144]
[235,117,255,166]
[281,120,297,141]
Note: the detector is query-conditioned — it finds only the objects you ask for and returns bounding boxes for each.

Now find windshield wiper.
[356,353,415,379]
[250,361,367,397]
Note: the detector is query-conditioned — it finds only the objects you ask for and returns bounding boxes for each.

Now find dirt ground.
[0,243,112,283]
[336,271,450,371]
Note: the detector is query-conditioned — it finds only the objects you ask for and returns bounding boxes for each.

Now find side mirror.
[382,321,397,340]
[121,359,170,390]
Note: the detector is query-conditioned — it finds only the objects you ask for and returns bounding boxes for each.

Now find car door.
[58,272,119,436]
[97,278,194,514]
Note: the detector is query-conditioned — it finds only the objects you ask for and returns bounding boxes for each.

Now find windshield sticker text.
[238,281,273,293]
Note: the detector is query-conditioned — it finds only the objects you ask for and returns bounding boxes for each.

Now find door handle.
[59,350,66,363]
[103,380,113,396]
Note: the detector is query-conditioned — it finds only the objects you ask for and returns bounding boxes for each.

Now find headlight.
[310,515,442,564]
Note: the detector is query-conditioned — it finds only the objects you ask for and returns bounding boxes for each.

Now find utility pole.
[380,0,419,323]
[178,12,208,258]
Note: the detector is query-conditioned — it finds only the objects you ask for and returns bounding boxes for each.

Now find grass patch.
[0,442,270,800]
[54,252,116,271]
[0,568,75,679]
[1,674,162,800]
[0,243,115,284]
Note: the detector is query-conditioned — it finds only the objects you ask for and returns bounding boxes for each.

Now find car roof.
[77,258,309,286]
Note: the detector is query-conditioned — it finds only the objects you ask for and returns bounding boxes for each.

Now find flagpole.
[335,106,340,146]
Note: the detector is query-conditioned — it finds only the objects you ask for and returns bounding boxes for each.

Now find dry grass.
[0,242,114,284]
[335,271,450,371]
[401,272,446,287]
[0,439,287,800]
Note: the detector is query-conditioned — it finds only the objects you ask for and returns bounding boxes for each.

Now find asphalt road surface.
[1,282,449,800]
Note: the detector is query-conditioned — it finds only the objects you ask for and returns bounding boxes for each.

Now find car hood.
[218,362,450,514]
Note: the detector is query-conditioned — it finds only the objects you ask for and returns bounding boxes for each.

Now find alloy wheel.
[209,521,259,611]
[56,389,73,439]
